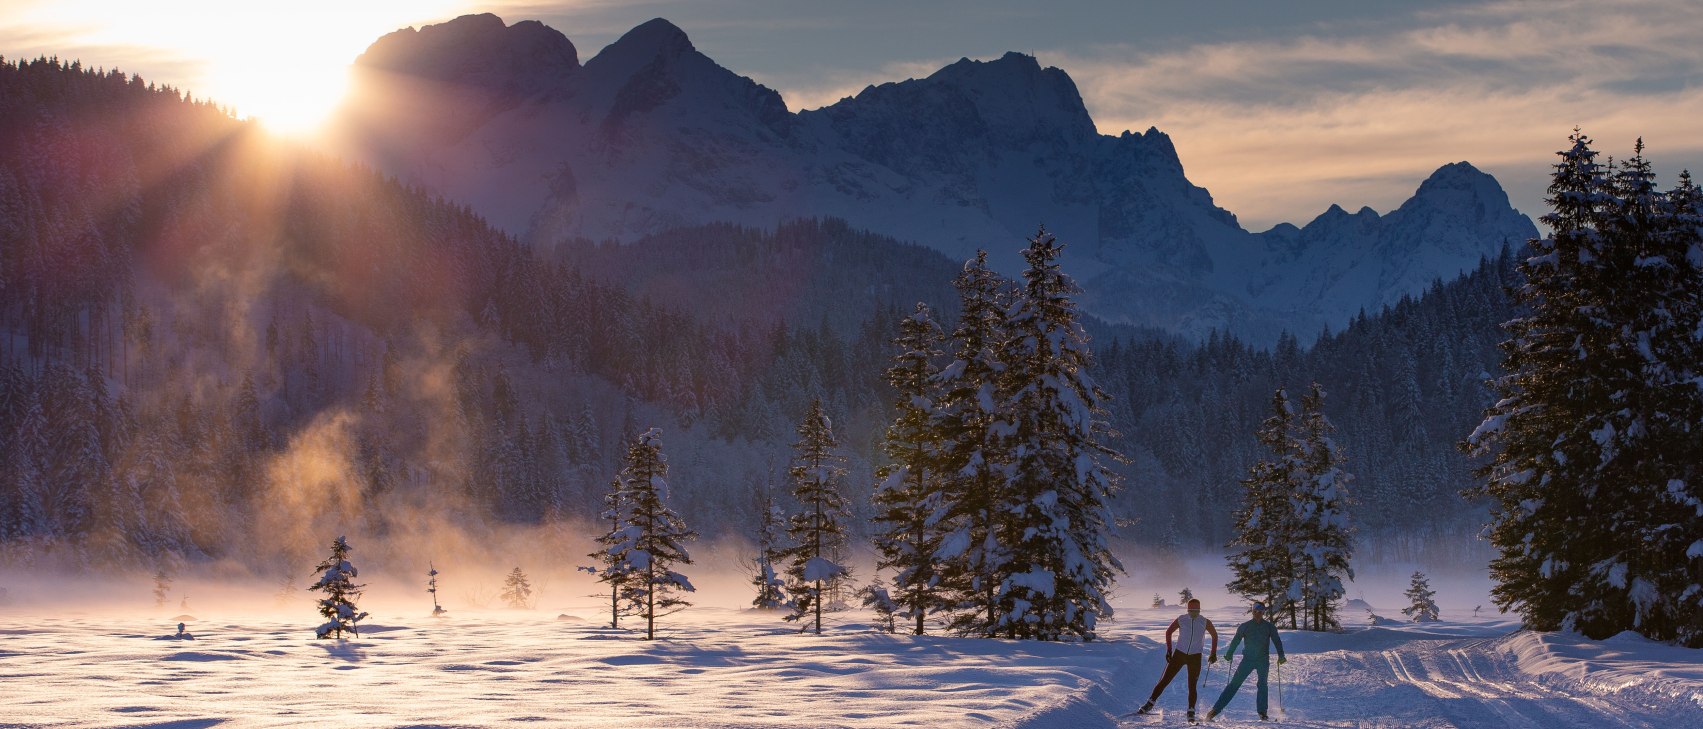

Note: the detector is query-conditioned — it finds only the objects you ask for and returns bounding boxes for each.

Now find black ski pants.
[1148,650,1203,709]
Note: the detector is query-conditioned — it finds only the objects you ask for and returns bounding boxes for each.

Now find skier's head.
[1252,602,1267,619]
[1187,598,1201,614]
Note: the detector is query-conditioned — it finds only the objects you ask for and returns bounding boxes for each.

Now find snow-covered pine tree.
[427,563,446,616]
[750,487,788,610]
[153,569,171,608]
[1650,169,1703,646]
[614,428,697,640]
[1292,384,1355,631]
[589,476,637,629]
[1467,132,1609,636]
[933,251,1015,637]
[872,302,950,635]
[1228,389,1302,626]
[1403,571,1440,622]
[780,399,851,634]
[1152,593,1164,609]
[1179,587,1194,606]
[1594,149,1703,646]
[309,535,368,639]
[501,567,533,609]
[1466,132,1703,645]
[991,227,1125,641]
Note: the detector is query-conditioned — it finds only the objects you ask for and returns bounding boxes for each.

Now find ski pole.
[1275,660,1284,718]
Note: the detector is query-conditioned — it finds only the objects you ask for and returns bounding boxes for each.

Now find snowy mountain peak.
[355,13,580,88]
[1406,161,1514,211]
[919,52,1097,140]
[590,17,695,68]
[332,16,1538,344]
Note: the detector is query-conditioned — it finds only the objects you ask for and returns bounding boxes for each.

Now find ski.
[1118,707,1163,724]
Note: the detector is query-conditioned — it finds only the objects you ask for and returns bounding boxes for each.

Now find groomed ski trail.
[1120,634,1675,728]
[1099,607,1700,729]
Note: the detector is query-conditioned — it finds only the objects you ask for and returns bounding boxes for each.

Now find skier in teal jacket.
[1206,602,1286,721]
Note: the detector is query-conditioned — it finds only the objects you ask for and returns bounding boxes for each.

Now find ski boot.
[1135,701,1155,715]
[1204,709,1218,722]
[1186,710,1197,723]
[1259,714,1270,721]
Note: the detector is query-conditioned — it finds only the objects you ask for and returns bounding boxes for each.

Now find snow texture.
[1,605,1697,727]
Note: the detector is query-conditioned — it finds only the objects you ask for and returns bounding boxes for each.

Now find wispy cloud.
[1041,0,1703,229]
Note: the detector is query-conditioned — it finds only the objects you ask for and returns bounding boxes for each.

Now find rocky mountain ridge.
[330,14,1538,343]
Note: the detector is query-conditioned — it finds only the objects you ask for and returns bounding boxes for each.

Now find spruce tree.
[871,303,950,635]
[933,251,1014,637]
[589,476,637,629]
[614,428,697,640]
[309,536,368,639]
[1403,571,1440,622]
[780,400,851,634]
[1292,384,1355,631]
[1651,170,1703,645]
[1179,587,1194,606]
[1466,130,1610,636]
[501,567,533,609]
[750,488,788,610]
[1227,389,1302,625]
[990,227,1124,641]
[1466,132,1703,644]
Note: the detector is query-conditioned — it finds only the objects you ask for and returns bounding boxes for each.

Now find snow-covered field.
[2,600,1697,728]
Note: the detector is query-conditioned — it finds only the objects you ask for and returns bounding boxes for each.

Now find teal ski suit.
[1210,617,1286,717]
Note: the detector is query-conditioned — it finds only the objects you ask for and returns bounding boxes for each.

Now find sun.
[211,55,353,137]
[7,0,470,136]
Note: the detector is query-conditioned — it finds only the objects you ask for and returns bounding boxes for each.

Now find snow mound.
[1500,631,1703,711]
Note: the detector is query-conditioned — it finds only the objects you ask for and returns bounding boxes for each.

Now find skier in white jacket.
[1136,598,1219,721]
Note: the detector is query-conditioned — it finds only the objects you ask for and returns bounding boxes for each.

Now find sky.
[2,0,1700,230]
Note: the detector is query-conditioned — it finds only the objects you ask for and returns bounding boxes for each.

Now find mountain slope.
[329,14,1537,343]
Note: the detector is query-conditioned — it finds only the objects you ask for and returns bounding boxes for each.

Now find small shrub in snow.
[428,563,446,617]
[860,579,899,634]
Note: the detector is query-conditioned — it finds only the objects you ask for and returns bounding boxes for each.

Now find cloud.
[1041,0,1703,229]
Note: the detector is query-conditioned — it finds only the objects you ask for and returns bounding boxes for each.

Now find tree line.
[1465,132,1703,647]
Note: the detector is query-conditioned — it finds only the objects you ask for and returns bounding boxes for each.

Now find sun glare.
[8,0,470,136]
